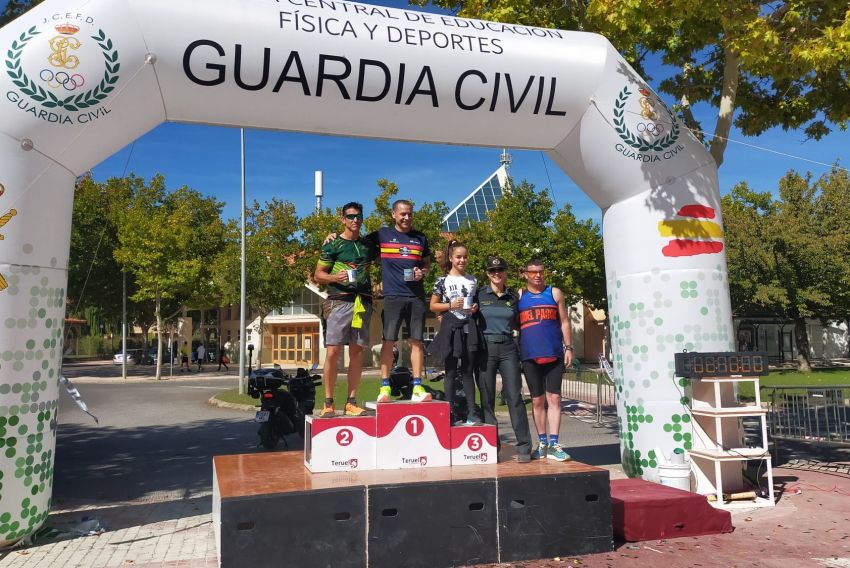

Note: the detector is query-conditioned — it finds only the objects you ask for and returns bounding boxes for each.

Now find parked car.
[112,350,140,366]
[147,346,174,364]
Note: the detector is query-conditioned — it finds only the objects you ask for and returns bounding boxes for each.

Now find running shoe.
[531,444,547,460]
[547,443,571,462]
[344,402,367,416]
[410,385,432,402]
[377,385,392,403]
[464,417,483,426]
[318,404,336,418]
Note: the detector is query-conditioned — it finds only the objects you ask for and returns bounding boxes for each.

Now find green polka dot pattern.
[0,265,64,547]
[608,264,733,479]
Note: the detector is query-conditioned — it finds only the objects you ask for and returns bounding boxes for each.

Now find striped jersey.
[365,227,431,297]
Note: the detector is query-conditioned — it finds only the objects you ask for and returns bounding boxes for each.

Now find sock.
[347,397,357,406]
[549,434,559,447]
[413,377,422,386]
[324,398,334,407]
[381,378,390,387]
[539,434,547,446]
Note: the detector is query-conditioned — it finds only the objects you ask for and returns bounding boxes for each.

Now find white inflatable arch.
[0,0,732,545]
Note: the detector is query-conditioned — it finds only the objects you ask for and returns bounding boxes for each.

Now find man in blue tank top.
[517,259,574,461]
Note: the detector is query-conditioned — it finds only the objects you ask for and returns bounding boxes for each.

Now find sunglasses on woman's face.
[344,213,363,221]
[487,268,505,274]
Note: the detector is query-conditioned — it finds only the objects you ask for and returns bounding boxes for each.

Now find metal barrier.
[561,368,616,424]
[762,385,850,445]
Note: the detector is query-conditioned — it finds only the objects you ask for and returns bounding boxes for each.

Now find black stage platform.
[213,450,613,568]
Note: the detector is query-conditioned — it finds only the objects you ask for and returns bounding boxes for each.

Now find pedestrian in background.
[196,343,206,371]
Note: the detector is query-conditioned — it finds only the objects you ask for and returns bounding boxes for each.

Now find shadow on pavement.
[54,419,303,508]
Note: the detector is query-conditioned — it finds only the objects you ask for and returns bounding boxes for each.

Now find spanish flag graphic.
[658,204,724,257]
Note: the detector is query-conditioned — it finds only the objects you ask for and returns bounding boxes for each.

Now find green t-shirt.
[318,237,376,298]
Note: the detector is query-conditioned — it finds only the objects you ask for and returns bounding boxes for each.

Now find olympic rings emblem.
[39,69,85,91]
[636,122,665,136]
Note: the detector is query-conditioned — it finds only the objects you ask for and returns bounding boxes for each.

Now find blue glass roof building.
[442,165,510,232]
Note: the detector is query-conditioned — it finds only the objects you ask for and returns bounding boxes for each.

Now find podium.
[213,401,613,567]
[304,401,497,470]
[304,415,377,472]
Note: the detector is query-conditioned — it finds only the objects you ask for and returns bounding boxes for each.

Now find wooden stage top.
[214,450,607,499]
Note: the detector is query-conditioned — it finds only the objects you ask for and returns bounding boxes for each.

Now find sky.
[3,0,848,225]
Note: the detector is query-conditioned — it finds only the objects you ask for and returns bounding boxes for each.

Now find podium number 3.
[336,428,353,446]
[468,435,482,451]
[406,417,424,437]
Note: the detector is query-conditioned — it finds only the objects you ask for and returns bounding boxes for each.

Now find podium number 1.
[406,417,424,437]
[336,428,353,446]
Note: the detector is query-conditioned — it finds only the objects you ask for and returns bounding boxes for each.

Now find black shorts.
[522,358,565,397]
[382,296,427,341]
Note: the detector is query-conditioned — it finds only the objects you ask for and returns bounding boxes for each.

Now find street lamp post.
[238,128,247,395]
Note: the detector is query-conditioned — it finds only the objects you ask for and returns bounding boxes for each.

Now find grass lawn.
[738,367,850,398]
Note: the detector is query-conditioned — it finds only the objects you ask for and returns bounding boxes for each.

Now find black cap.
[485,256,507,271]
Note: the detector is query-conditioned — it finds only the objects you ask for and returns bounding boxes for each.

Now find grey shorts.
[382,296,427,341]
[323,299,372,347]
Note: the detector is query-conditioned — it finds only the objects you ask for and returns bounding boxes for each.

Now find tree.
[455,179,554,289]
[67,175,124,322]
[111,175,225,379]
[416,0,850,167]
[814,168,850,356]
[722,171,837,371]
[0,0,44,26]
[550,203,606,310]
[212,198,304,368]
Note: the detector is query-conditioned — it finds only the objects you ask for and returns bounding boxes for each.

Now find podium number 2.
[406,417,424,437]
[468,435,482,451]
[336,428,353,446]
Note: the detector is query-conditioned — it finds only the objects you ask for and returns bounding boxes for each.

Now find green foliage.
[417,0,850,165]
[110,174,225,378]
[456,179,553,287]
[212,198,304,365]
[722,166,850,367]
[0,0,43,26]
[550,203,606,309]
[299,206,344,254]
[67,175,124,320]
[454,179,605,310]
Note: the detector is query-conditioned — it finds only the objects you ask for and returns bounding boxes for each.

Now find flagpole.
[239,128,247,394]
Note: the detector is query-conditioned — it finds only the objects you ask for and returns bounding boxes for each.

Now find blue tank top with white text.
[517,286,563,361]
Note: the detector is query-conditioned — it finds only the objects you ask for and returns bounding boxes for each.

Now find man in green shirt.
[314,202,376,417]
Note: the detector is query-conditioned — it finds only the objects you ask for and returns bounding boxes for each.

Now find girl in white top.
[430,241,481,424]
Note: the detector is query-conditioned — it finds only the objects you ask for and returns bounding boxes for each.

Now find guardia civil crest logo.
[612,85,683,162]
[5,21,119,124]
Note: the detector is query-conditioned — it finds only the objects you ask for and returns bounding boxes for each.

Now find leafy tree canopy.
[722,166,850,368]
[414,0,850,166]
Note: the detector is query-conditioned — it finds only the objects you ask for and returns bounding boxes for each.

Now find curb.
[207,395,256,412]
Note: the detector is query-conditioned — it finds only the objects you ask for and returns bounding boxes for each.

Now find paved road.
[54,374,303,509]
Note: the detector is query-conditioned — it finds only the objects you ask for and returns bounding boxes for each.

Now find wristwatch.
[563,344,574,352]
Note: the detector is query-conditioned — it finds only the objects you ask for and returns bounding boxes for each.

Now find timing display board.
[674,352,770,379]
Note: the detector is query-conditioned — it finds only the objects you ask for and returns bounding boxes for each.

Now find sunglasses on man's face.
[344,213,363,221]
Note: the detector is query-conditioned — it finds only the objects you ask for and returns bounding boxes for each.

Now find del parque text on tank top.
[519,305,558,328]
